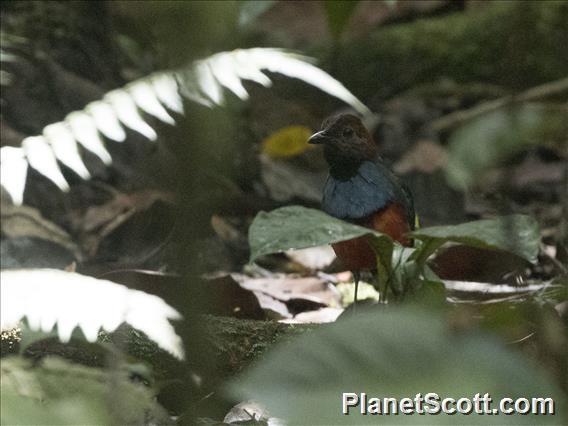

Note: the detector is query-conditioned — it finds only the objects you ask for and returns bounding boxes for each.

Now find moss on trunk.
[333,2,568,100]
[1,315,314,381]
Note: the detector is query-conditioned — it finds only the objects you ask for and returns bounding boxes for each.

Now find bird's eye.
[343,127,354,137]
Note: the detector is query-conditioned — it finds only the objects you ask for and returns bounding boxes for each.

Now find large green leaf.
[1,356,172,425]
[410,215,540,264]
[249,206,392,262]
[227,308,566,425]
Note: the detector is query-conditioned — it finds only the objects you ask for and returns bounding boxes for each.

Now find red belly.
[332,203,411,271]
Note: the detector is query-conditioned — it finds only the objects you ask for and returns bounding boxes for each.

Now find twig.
[428,77,568,133]
[443,280,554,294]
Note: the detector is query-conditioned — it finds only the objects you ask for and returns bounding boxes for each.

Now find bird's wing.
[372,160,416,228]
[399,180,416,230]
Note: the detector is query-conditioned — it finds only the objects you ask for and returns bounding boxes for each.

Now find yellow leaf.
[262,126,313,158]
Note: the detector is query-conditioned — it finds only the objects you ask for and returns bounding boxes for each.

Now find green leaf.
[1,391,111,426]
[387,245,414,295]
[410,215,540,263]
[368,235,395,293]
[1,356,171,425]
[227,308,566,425]
[249,206,391,263]
[446,104,566,190]
[324,1,360,40]
[407,279,447,308]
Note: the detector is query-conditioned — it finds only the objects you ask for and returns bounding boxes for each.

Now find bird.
[308,113,415,304]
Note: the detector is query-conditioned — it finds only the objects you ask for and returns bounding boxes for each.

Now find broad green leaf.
[1,356,171,425]
[369,235,395,294]
[407,279,447,308]
[1,391,111,426]
[227,308,566,425]
[1,391,110,426]
[324,1,360,40]
[248,206,392,263]
[446,104,566,190]
[390,245,417,292]
[410,215,540,264]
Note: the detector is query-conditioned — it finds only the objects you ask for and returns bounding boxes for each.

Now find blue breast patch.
[322,161,400,220]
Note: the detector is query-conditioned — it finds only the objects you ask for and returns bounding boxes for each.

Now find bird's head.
[308,114,377,170]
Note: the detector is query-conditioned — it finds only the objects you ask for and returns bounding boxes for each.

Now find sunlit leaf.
[1,48,369,205]
[208,53,250,100]
[261,125,313,158]
[43,123,91,179]
[22,136,69,191]
[0,269,184,359]
[85,101,127,142]
[232,48,371,115]
[150,73,184,113]
[227,307,566,425]
[0,147,28,205]
[195,60,224,105]
[187,48,370,111]
[104,90,158,140]
[128,80,175,125]
[65,111,113,165]
[226,50,272,88]
[410,215,540,264]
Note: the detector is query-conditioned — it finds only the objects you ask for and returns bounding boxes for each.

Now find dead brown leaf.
[430,245,529,284]
[1,203,82,260]
[280,307,343,324]
[231,273,341,307]
[204,274,267,319]
[78,190,174,256]
[393,139,448,174]
[260,154,326,203]
[211,215,244,244]
[285,245,336,270]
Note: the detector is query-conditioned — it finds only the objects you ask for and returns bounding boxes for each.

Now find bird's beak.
[307,130,329,145]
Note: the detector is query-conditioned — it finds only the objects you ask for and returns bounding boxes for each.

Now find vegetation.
[1,1,566,425]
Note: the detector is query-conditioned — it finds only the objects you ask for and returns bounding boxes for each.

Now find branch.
[428,77,568,133]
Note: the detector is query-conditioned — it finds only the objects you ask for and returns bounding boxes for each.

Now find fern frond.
[0,48,371,205]
[0,269,185,360]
